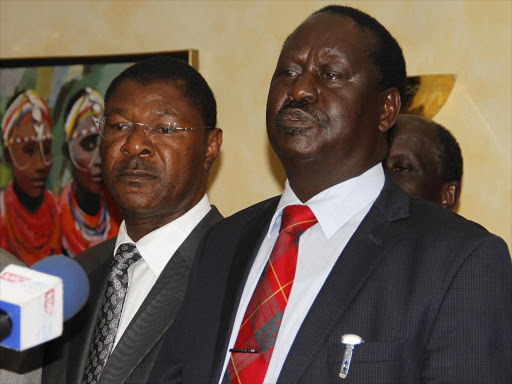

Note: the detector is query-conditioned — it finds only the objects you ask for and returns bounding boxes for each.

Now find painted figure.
[0,89,61,265]
[59,87,120,257]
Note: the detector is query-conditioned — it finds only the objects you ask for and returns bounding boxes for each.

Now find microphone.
[0,255,89,351]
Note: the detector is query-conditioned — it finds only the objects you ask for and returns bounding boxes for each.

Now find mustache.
[113,158,158,174]
[274,99,328,133]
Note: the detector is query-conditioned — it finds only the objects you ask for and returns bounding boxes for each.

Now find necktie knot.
[279,204,317,236]
[112,243,141,269]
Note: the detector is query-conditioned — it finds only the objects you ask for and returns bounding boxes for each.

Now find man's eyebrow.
[389,153,415,164]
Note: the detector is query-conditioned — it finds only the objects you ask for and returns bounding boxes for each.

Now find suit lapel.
[278,177,409,384]
[98,207,223,384]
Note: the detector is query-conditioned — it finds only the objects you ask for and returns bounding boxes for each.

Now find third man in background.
[385,114,463,210]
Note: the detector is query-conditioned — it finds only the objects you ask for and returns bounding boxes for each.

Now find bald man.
[385,114,463,210]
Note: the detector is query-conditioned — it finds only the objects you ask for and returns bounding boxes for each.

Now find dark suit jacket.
[42,206,222,384]
[150,177,512,383]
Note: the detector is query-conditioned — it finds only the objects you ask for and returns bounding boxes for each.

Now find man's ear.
[378,88,401,134]
[440,181,460,211]
[204,128,222,172]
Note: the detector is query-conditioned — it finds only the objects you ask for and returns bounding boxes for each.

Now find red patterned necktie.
[222,205,317,384]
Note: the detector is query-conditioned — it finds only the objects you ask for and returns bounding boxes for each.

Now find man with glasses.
[59,87,121,257]
[42,56,223,384]
[0,89,61,265]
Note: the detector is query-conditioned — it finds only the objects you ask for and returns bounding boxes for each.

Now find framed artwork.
[0,50,197,263]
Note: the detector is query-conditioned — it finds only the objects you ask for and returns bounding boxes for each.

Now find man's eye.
[112,123,130,131]
[105,121,130,131]
[392,165,412,173]
[285,69,299,77]
[153,124,174,135]
[321,72,339,80]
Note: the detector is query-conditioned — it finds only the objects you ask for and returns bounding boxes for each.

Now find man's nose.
[120,124,155,157]
[290,71,318,103]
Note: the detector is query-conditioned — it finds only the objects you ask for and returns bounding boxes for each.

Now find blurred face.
[385,116,443,203]
[6,116,52,198]
[266,13,388,181]
[100,79,219,220]
[68,115,102,194]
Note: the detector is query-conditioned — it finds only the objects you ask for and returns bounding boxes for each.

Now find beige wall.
[1,0,510,249]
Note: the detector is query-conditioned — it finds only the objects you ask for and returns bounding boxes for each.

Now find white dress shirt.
[111,194,211,350]
[219,164,385,383]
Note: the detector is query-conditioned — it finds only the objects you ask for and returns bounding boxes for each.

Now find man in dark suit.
[385,114,463,210]
[150,5,512,384]
[42,56,223,384]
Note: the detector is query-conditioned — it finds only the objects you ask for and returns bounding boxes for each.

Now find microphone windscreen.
[31,256,89,321]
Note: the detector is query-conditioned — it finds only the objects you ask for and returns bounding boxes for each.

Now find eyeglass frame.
[94,116,215,142]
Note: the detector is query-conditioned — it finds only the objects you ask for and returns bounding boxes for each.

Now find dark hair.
[387,118,463,182]
[434,122,463,182]
[105,56,217,128]
[312,5,407,103]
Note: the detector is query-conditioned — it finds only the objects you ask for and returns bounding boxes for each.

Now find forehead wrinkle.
[153,109,178,116]
[316,47,351,67]
[283,22,375,74]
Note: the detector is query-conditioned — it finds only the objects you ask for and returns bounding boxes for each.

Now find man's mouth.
[117,170,157,182]
[278,108,318,128]
[274,99,327,134]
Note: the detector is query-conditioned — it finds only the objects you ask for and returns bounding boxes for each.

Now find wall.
[1,0,510,248]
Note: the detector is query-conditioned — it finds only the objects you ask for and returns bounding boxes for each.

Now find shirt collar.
[115,194,211,276]
[268,163,385,239]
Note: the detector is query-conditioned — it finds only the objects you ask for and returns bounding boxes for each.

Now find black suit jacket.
[150,177,512,383]
[42,206,222,384]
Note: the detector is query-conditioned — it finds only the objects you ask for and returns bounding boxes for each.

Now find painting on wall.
[0,50,197,265]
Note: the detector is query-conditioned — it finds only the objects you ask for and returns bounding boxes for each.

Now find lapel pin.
[339,334,364,379]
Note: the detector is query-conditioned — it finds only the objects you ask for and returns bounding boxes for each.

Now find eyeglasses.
[95,116,213,143]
